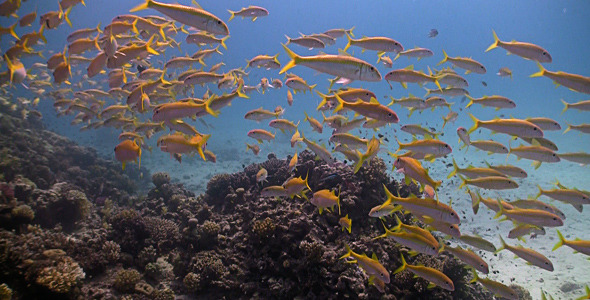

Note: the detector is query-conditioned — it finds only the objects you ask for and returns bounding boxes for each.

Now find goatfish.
[510,199,566,220]
[283,173,311,199]
[465,95,515,110]
[393,254,454,291]
[344,33,404,55]
[384,66,442,90]
[467,113,543,138]
[301,133,333,164]
[470,191,514,214]
[393,156,441,193]
[484,161,528,178]
[244,107,284,122]
[553,230,590,256]
[486,30,552,62]
[415,215,461,238]
[373,222,439,256]
[508,144,560,169]
[247,129,275,144]
[368,197,402,218]
[401,124,439,139]
[470,140,508,154]
[536,185,590,207]
[353,136,380,173]
[459,234,497,252]
[303,111,323,133]
[470,269,518,300]
[394,47,434,61]
[508,224,546,241]
[530,62,590,94]
[383,185,460,224]
[280,44,382,83]
[495,200,564,228]
[131,0,229,36]
[459,175,518,190]
[558,152,590,166]
[340,244,390,284]
[440,244,489,274]
[396,138,452,160]
[525,117,561,131]
[152,97,217,122]
[561,99,590,113]
[448,158,507,179]
[332,95,399,124]
[228,5,269,22]
[316,88,376,108]
[496,235,554,271]
[437,50,486,74]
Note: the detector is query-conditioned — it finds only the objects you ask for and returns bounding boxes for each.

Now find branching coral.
[35,256,85,294]
[112,269,141,293]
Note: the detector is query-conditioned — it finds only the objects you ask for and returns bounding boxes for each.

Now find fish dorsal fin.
[405,65,414,70]
[338,48,351,56]
[192,0,203,9]
[371,253,378,261]
[367,97,378,104]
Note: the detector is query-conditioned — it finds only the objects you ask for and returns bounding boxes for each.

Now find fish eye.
[480,66,484,69]
[451,212,454,216]
[553,217,557,220]
[217,21,221,24]
[542,52,547,56]
[552,154,556,156]
[388,113,392,116]
[533,127,537,130]
[366,93,369,96]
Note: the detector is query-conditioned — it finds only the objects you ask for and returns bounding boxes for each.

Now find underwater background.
[1,0,589,299]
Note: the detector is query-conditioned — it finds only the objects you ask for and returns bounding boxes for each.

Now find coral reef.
[0,108,497,299]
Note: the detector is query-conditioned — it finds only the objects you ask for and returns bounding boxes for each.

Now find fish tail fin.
[469,268,479,283]
[347,26,355,37]
[158,23,167,41]
[393,214,404,232]
[227,10,235,21]
[467,113,480,134]
[560,99,569,114]
[485,29,500,52]
[563,124,571,134]
[130,0,151,12]
[204,95,219,117]
[63,7,73,27]
[333,94,345,113]
[315,91,329,110]
[465,94,475,108]
[393,52,400,61]
[145,35,159,55]
[309,84,317,92]
[340,244,353,260]
[433,78,442,91]
[279,44,300,74]
[344,31,353,52]
[552,230,565,251]
[530,62,546,78]
[494,198,505,219]
[220,35,229,50]
[8,22,18,40]
[284,34,291,45]
[436,49,448,66]
[353,149,366,174]
[392,254,407,275]
[496,234,507,253]
[447,158,459,179]
[37,24,47,43]
[457,175,467,190]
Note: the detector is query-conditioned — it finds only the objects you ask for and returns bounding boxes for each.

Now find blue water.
[1,1,590,298]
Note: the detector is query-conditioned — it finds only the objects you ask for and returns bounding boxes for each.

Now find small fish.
[373,223,439,256]
[353,137,380,173]
[394,47,434,61]
[459,234,497,252]
[114,139,141,170]
[497,67,513,79]
[564,123,590,134]
[287,90,294,106]
[393,156,441,192]
[340,244,390,284]
[401,124,439,139]
[441,244,488,274]
[290,129,303,148]
[530,62,590,94]
[470,269,518,300]
[561,99,590,113]
[468,113,542,138]
[484,161,527,178]
[246,143,260,155]
[247,129,275,144]
[283,173,311,199]
[495,201,563,228]
[509,199,565,220]
[131,0,229,36]
[377,54,393,68]
[261,185,288,198]
[486,30,552,63]
[383,185,460,224]
[344,33,403,54]
[396,138,452,159]
[428,29,438,38]
[285,34,325,50]
[496,235,554,271]
[228,6,268,22]
[339,214,352,233]
[332,95,398,124]
[465,95,515,110]
[457,127,470,149]
[256,168,268,183]
[288,153,298,172]
[323,27,355,39]
[437,50,486,74]
[508,224,545,241]
[470,140,509,154]
[311,189,340,214]
[448,159,507,179]
[442,111,458,129]
[553,230,590,256]
[280,44,382,83]
[393,254,454,291]
[303,111,323,133]
[301,133,333,164]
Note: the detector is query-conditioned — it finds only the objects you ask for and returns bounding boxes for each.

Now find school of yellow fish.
[1,0,590,298]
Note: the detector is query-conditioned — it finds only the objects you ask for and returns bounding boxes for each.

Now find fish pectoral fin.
[427,283,437,289]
